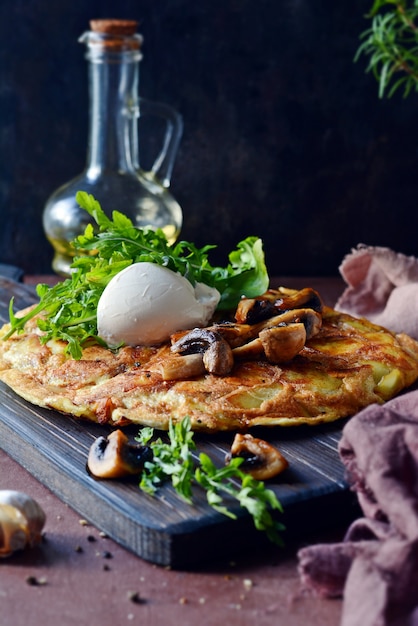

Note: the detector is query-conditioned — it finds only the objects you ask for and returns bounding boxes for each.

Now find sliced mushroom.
[227,433,289,480]
[206,321,259,348]
[251,307,322,341]
[275,287,323,313]
[87,430,152,479]
[293,308,322,340]
[151,353,206,380]
[203,338,234,376]
[170,309,321,370]
[259,322,307,363]
[215,308,322,348]
[171,328,234,376]
[232,336,264,360]
[0,491,46,557]
[234,297,276,325]
[232,323,307,362]
[235,287,323,324]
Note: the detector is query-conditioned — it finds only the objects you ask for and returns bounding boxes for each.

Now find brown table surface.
[1,275,347,626]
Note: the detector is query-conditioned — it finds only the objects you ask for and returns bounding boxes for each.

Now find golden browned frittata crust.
[1,302,418,432]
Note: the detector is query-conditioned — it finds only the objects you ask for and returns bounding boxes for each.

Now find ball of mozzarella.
[97,262,221,346]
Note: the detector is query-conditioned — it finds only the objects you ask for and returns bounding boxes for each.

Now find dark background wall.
[1,0,417,277]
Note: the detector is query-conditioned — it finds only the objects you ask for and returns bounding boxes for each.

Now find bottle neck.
[84,45,142,178]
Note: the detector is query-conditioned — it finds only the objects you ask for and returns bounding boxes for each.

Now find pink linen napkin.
[297,393,418,625]
[336,244,418,340]
[298,245,418,626]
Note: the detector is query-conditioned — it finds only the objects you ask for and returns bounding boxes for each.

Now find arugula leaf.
[136,417,285,545]
[73,191,269,309]
[4,192,269,358]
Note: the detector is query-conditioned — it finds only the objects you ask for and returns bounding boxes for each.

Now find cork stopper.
[86,19,143,50]
[89,19,138,36]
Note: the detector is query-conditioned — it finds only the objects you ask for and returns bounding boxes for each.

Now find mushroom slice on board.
[87,430,152,479]
[227,433,289,480]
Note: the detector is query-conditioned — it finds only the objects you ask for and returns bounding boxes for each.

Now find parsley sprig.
[4,191,268,359]
[136,418,285,545]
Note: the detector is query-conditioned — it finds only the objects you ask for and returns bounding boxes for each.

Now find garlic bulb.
[0,491,46,557]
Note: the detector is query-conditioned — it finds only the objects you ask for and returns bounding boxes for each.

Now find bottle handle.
[138,98,183,188]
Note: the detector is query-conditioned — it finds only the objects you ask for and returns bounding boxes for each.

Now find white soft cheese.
[97,262,221,347]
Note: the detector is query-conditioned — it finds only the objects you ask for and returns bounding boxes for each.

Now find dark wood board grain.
[0,277,358,568]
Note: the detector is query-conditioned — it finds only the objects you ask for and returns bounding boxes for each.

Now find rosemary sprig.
[136,418,285,545]
[355,0,418,98]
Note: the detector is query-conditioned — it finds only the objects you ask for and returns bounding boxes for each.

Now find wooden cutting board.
[0,277,358,568]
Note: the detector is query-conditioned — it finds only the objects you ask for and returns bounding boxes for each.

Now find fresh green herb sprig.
[136,418,285,545]
[355,0,418,98]
[4,191,269,358]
